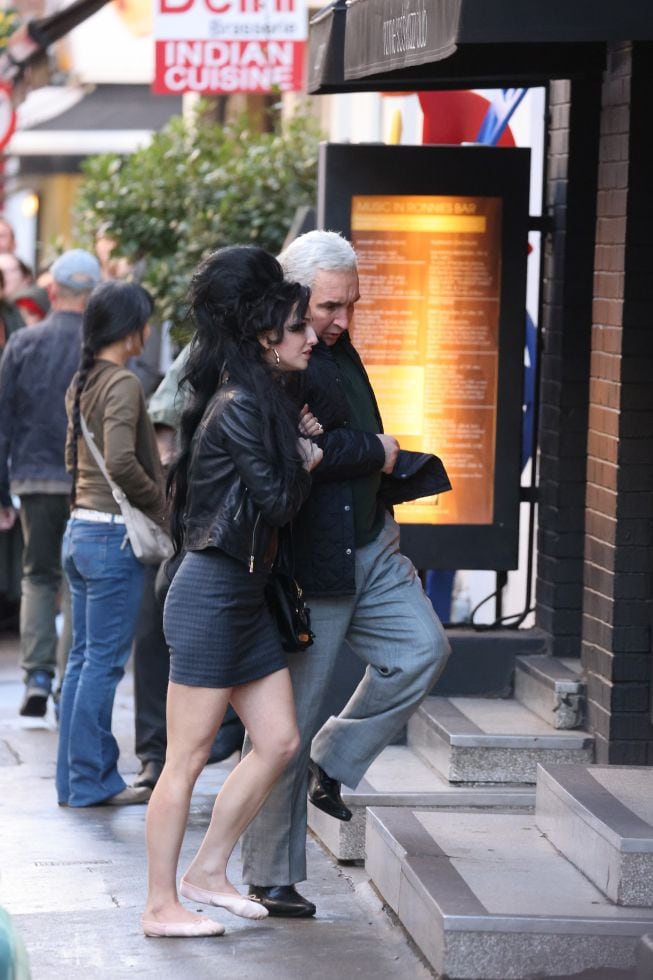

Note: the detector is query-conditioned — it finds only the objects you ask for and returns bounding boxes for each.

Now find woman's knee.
[258,726,300,770]
[165,740,212,783]
[285,728,301,762]
[276,727,301,768]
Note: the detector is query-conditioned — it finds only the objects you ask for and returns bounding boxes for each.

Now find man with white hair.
[243,230,451,917]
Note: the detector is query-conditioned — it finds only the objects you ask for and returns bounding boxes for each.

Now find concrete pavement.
[0,635,434,979]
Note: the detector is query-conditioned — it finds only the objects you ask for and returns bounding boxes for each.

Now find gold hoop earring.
[272,348,280,366]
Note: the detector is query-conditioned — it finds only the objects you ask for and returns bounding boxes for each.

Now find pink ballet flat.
[141,916,225,938]
[179,878,269,920]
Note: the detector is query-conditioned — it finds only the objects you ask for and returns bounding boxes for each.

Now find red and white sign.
[153,0,307,94]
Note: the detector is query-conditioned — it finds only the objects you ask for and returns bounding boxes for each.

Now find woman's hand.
[299,403,324,438]
[297,437,323,472]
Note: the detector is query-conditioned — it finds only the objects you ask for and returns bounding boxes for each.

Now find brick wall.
[581,41,653,764]
[535,77,601,657]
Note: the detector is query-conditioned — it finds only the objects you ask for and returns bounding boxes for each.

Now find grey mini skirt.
[163,548,287,688]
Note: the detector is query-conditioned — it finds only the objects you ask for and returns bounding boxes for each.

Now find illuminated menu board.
[350,193,501,526]
[318,143,529,570]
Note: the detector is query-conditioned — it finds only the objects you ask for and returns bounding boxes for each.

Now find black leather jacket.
[183,383,311,572]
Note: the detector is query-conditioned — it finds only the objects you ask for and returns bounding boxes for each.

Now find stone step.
[307,744,534,861]
[513,654,585,729]
[365,806,653,980]
[536,763,653,907]
[407,696,594,784]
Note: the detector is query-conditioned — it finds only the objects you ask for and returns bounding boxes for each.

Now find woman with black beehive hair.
[142,245,321,938]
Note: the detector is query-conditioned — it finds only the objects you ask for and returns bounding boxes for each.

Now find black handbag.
[265,524,314,653]
[265,569,314,653]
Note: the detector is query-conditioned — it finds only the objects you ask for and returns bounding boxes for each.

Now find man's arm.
[297,339,399,483]
[310,427,398,483]
[297,400,399,482]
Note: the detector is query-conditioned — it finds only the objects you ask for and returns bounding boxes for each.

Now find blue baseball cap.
[51,249,101,292]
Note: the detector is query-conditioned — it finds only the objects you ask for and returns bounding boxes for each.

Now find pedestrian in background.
[13,284,51,326]
[56,280,165,808]
[0,249,101,717]
[132,342,245,794]
[0,253,33,301]
[0,214,25,632]
[0,266,25,353]
[0,217,16,254]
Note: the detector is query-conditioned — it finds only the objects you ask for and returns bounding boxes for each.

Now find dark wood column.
[535,74,601,657]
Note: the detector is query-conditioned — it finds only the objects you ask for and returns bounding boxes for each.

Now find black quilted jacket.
[292,337,386,596]
[293,335,452,597]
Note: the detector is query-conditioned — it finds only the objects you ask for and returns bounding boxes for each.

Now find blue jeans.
[56,519,145,806]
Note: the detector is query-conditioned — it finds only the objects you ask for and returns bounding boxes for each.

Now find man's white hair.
[278,230,357,289]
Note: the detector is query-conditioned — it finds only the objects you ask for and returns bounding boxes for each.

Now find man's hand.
[297,437,324,472]
[0,506,17,531]
[377,434,400,474]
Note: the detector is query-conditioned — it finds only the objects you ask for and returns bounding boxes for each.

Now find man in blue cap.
[0,248,101,716]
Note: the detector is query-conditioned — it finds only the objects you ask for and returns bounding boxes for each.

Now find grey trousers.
[240,514,450,886]
[19,493,71,681]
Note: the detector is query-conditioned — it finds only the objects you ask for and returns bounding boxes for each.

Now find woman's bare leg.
[143,681,231,924]
[182,667,298,896]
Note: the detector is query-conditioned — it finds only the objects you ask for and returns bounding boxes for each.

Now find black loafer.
[248,885,316,918]
[132,760,163,791]
[307,759,352,822]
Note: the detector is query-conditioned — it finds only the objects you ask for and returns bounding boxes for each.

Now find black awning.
[308,0,653,93]
[308,0,348,94]
[344,0,460,80]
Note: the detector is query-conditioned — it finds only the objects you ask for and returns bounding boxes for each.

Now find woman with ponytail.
[142,245,320,939]
[56,280,165,808]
